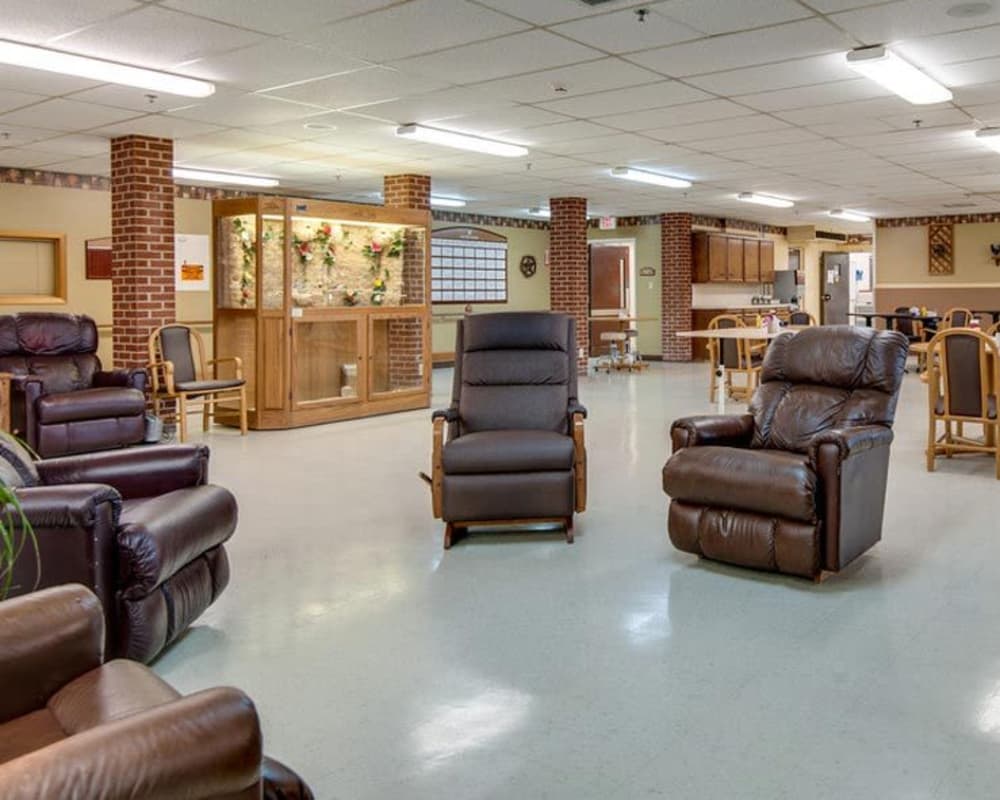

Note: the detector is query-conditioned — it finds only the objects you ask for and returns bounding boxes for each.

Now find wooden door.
[727,238,744,281]
[589,244,630,356]
[743,240,760,283]
[760,240,775,282]
[708,235,728,282]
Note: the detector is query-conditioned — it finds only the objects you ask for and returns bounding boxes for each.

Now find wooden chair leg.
[708,365,716,402]
[565,516,574,545]
[203,397,211,433]
[178,395,188,443]
[927,417,937,472]
[239,387,248,435]
[443,522,454,550]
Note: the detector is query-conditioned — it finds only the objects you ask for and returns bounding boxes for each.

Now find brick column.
[549,197,588,373]
[661,212,693,362]
[383,175,429,389]
[111,135,175,369]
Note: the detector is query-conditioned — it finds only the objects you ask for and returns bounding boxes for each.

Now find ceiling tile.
[41,155,110,175]
[5,0,138,44]
[92,113,224,139]
[601,98,756,132]
[736,78,890,112]
[258,67,447,110]
[0,65,99,96]
[654,0,814,35]
[935,57,1000,89]
[18,133,109,156]
[343,88,507,126]
[664,115,797,144]
[626,18,850,78]
[897,24,1000,68]
[535,81,711,118]
[0,98,141,132]
[685,53,858,96]
[551,7,700,54]
[0,89,48,114]
[290,0,529,62]
[467,58,663,103]
[62,85,200,113]
[0,148,66,168]
[173,92,327,126]
[54,6,265,70]
[161,0,400,34]
[390,30,604,84]
[472,0,650,26]
[442,106,573,134]
[517,119,619,145]
[830,0,1000,43]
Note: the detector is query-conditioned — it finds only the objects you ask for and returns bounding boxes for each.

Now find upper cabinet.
[692,231,776,284]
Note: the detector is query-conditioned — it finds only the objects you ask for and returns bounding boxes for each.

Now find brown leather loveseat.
[0,584,313,799]
[2,437,235,663]
[662,326,908,580]
[1,312,147,457]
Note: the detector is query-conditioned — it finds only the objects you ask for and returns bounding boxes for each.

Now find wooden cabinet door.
[760,240,775,283]
[726,237,744,281]
[708,235,728,282]
[743,240,760,283]
[692,233,709,283]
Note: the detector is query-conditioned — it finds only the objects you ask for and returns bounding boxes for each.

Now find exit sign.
[598,216,617,230]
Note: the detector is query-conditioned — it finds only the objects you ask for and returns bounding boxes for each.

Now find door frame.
[588,238,637,320]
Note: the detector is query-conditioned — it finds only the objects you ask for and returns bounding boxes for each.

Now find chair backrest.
[708,314,744,369]
[892,306,918,338]
[452,312,576,435]
[788,311,814,326]
[151,324,201,385]
[928,329,999,420]
[943,307,973,329]
[0,313,101,393]
[750,326,908,453]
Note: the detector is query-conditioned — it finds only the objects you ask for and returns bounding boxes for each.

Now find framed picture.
[85,237,112,280]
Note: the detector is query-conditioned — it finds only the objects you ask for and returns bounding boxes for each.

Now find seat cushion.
[36,387,145,424]
[663,446,817,522]
[935,394,997,418]
[0,434,39,487]
[0,708,66,765]
[174,378,245,393]
[442,430,575,475]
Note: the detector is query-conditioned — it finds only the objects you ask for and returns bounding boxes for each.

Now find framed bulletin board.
[85,237,112,279]
[0,230,67,304]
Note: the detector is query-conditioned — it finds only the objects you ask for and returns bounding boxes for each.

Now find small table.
[590,315,656,372]
[848,311,940,328]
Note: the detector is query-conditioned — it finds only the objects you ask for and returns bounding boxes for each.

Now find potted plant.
[0,434,38,600]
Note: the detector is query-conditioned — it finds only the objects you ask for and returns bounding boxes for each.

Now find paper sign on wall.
[175,234,210,292]
[599,216,617,230]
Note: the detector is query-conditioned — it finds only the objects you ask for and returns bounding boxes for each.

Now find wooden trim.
[432,417,444,519]
[0,230,67,305]
[573,412,586,513]
[0,372,10,432]
[875,282,1000,289]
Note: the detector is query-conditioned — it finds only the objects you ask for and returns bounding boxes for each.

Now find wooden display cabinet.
[212,196,431,430]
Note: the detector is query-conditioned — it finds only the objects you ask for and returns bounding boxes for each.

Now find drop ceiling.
[2,0,1000,229]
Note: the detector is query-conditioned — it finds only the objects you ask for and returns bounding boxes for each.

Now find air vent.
[943,202,977,209]
[816,230,848,242]
[578,0,619,5]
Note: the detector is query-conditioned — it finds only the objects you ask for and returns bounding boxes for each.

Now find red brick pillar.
[661,212,693,362]
[549,197,588,373]
[383,175,429,389]
[111,135,176,369]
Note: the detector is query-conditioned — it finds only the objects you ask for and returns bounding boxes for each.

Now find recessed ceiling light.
[395,123,528,157]
[829,208,872,223]
[975,127,1000,153]
[0,39,214,97]
[430,195,466,208]
[303,121,337,132]
[527,207,550,218]
[947,2,992,18]
[610,166,692,189]
[738,192,794,209]
[173,168,279,188]
[846,45,952,105]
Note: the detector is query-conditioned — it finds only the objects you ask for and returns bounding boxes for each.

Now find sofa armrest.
[8,375,43,446]
[0,687,262,800]
[0,585,104,724]
[431,406,459,422]
[37,445,209,499]
[14,484,122,530]
[670,414,755,453]
[568,400,587,419]
[809,426,894,466]
[94,368,148,393]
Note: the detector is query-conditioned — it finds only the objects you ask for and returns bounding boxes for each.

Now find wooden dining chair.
[925,328,1000,479]
[988,321,1000,337]
[148,324,248,442]
[942,307,974,329]
[788,310,816,326]
[706,314,761,403]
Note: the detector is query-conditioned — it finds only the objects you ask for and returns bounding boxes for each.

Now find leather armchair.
[0,313,147,457]
[1,438,235,662]
[430,312,587,548]
[0,585,313,800]
[662,326,908,579]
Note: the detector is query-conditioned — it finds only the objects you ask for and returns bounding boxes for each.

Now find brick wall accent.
[549,197,589,373]
[383,174,429,387]
[111,135,176,369]
[661,212,693,362]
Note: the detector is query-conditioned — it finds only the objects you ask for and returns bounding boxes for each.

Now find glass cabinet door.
[293,318,363,406]
[216,214,256,309]
[369,314,426,397]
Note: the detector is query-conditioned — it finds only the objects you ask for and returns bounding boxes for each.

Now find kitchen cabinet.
[692,232,776,284]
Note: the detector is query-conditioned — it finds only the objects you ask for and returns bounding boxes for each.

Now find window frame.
[431,226,508,305]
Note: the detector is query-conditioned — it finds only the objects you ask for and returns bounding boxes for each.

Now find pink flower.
[370,241,382,253]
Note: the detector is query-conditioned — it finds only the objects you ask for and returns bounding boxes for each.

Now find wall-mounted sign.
[175,234,211,292]
[639,266,656,277]
[599,216,617,230]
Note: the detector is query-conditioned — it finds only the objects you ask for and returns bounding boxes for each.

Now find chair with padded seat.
[429,312,587,548]
[662,326,908,580]
[0,584,313,800]
[788,310,816,326]
[706,314,762,403]
[941,307,974,330]
[148,324,247,442]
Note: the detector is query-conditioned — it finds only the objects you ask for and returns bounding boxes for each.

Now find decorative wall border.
[431,210,549,230]
[692,214,787,236]
[877,213,1000,227]
[845,233,873,245]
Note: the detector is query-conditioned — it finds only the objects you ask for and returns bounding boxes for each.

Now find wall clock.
[520,254,537,278]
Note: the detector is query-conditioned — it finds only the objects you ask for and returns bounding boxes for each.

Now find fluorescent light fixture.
[430,195,466,208]
[173,168,279,188]
[395,123,527,157]
[738,192,793,209]
[846,45,952,105]
[975,127,1000,153]
[527,207,550,218]
[610,166,691,188]
[0,39,214,98]
[829,208,872,223]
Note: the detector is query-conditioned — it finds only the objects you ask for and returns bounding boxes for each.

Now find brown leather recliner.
[0,584,313,800]
[430,312,587,548]
[1,437,235,663]
[662,326,908,580]
[0,313,147,457]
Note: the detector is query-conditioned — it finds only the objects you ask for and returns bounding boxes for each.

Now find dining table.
[847,311,941,328]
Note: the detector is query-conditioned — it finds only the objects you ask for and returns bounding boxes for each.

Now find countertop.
[691,303,797,310]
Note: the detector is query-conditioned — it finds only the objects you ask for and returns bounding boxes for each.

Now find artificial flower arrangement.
[371,272,388,306]
[231,217,256,307]
[362,230,405,274]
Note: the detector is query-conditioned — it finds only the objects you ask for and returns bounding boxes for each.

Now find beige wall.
[875,222,1000,285]
[431,223,550,356]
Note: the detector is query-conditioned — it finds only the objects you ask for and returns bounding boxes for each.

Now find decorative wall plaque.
[928,222,954,275]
